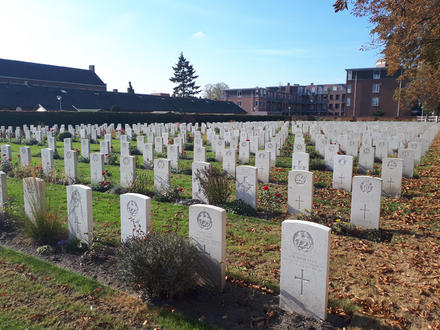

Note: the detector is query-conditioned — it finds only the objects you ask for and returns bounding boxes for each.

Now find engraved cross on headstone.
[360,204,369,220]
[338,174,344,185]
[295,195,303,209]
[386,177,394,190]
[294,269,310,295]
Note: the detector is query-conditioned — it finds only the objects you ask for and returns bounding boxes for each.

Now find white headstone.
[0,171,7,212]
[192,161,211,203]
[189,204,226,290]
[398,148,415,178]
[120,155,136,188]
[64,150,78,184]
[167,144,179,169]
[194,146,206,163]
[143,143,154,167]
[90,153,105,185]
[280,220,330,320]
[19,146,31,167]
[67,184,93,244]
[358,145,375,173]
[332,155,353,192]
[41,148,54,176]
[350,176,382,229]
[23,177,46,222]
[288,170,314,214]
[255,150,270,183]
[292,152,310,171]
[80,138,90,159]
[239,140,250,164]
[324,144,338,170]
[236,166,257,209]
[120,193,151,241]
[381,158,403,198]
[222,149,236,177]
[154,159,170,193]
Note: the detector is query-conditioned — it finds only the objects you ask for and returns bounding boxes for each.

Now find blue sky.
[0,0,380,94]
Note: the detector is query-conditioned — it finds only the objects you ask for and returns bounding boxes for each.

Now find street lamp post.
[288,106,291,119]
[56,95,62,111]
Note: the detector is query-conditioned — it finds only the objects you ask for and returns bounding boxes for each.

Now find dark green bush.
[153,185,182,203]
[310,159,326,170]
[183,143,193,151]
[223,200,257,216]
[58,132,72,141]
[117,232,214,299]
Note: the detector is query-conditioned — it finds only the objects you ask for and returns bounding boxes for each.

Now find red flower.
[8,158,11,161]
[105,153,108,156]
[263,185,269,190]
[178,187,183,192]
[101,183,105,187]
[275,192,281,197]
[275,168,279,172]
[102,171,106,176]
[282,144,284,146]
[337,151,341,154]
[110,146,113,149]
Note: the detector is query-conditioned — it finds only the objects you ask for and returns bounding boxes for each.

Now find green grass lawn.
[0,246,210,329]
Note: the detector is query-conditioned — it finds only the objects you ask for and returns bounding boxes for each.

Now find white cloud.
[192,31,206,39]
[252,48,309,56]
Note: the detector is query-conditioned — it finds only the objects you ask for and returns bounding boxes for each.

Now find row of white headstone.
[0,172,331,321]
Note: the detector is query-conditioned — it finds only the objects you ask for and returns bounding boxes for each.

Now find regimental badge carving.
[363,148,370,154]
[157,159,165,169]
[294,173,306,185]
[296,144,303,150]
[258,152,266,159]
[127,200,139,217]
[197,211,212,230]
[360,180,373,193]
[123,157,130,165]
[293,230,314,253]
[66,151,72,159]
[338,157,347,166]
[92,154,99,162]
[226,150,232,156]
[268,143,273,148]
[387,160,398,170]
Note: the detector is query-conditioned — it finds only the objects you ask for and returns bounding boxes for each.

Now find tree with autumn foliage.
[334,0,440,115]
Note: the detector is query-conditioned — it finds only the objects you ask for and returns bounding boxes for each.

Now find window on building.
[324,86,328,92]
[329,104,333,109]
[255,100,258,106]
[336,94,340,100]
[373,71,380,79]
[372,83,380,93]
[346,97,351,106]
[371,97,379,106]
[311,87,315,93]
[330,94,334,100]
[332,86,337,91]
[347,71,353,80]
[347,84,352,93]
[337,86,342,92]
[237,101,242,107]
[237,90,242,97]
[335,103,339,109]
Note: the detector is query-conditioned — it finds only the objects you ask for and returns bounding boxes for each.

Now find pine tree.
[169,52,200,97]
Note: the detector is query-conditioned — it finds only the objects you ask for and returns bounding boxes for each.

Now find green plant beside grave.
[117,231,213,299]
[195,166,231,205]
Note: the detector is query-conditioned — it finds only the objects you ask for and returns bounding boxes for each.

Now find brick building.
[224,82,345,116]
[344,61,410,118]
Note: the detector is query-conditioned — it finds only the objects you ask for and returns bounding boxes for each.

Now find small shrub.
[91,170,112,192]
[153,185,182,203]
[105,153,118,165]
[195,167,231,206]
[184,143,193,151]
[314,181,327,189]
[207,157,216,162]
[78,156,90,163]
[57,237,88,254]
[0,209,16,233]
[25,209,67,246]
[310,159,326,171]
[223,199,257,216]
[129,145,142,155]
[307,148,323,160]
[129,171,151,195]
[181,168,192,175]
[180,150,191,160]
[82,232,113,261]
[53,148,61,159]
[0,159,13,173]
[58,132,72,141]
[117,232,213,299]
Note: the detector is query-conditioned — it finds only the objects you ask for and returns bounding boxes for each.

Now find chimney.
[285,82,291,94]
[113,89,118,93]
[89,65,95,72]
